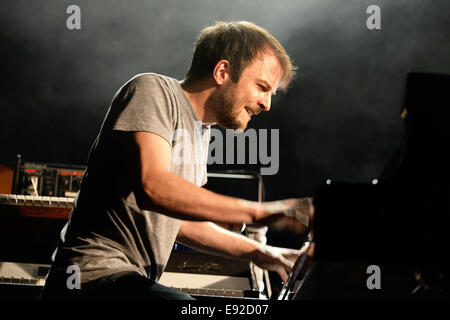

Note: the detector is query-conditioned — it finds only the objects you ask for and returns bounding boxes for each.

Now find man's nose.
[258,93,272,112]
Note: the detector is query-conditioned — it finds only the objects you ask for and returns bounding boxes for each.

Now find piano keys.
[0,261,50,287]
[160,247,264,299]
[0,193,74,219]
[0,260,260,300]
[0,262,51,299]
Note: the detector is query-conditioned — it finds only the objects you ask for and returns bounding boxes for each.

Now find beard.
[206,82,247,130]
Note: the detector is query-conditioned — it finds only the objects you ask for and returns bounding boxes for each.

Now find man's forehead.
[249,53,283,88]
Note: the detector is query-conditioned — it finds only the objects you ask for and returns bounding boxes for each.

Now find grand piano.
[295,72,450,299]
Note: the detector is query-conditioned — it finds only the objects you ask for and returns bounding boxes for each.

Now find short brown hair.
[184,21,296,91]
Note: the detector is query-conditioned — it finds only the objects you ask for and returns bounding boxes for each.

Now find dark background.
[1,0,449,201]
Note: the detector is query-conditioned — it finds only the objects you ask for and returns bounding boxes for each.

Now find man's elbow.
[135,173,167,210]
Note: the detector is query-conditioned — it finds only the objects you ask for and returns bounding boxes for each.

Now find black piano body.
[296,72,450,299]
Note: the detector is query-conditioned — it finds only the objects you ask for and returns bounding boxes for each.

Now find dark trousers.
[41,270,195,300]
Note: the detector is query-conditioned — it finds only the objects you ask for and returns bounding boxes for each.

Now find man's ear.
[212,59,231,86]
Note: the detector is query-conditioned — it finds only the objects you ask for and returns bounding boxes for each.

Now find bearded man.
[42,21,311,300]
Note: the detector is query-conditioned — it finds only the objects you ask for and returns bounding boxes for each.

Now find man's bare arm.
[132,131,263,224]
[121,131,310,230]
[177,221,261,259]
[177,221,303,282]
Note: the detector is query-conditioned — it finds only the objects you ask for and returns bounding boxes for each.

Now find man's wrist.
[238,199,265,222]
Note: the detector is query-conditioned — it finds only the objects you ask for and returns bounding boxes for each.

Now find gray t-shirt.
[51,73,210,283]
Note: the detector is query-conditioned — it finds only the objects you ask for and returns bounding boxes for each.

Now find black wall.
[1,0,449,200]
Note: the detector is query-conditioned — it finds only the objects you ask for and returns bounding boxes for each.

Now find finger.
[275,257,292,282]
[281,249,302,263]
[281,245,309,271]
[285,198,313,212]
[278,267,289,283]
[285,201,314,227]
[261,199,313,230]
[278,255,295,282]
[261,198,310,215]
[279,254,294,273]
[260,200,295,214]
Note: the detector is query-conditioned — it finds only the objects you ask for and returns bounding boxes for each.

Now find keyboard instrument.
[0,194,73,219]
[0,262,50,286]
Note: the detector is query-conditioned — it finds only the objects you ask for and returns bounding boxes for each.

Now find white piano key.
[58,197,67,208]
[6,194,16,205]
[24,195,35,206]
[67,197,75,207]
[33,195,42,207]
[0,194,9,205]
[41,196,51,207]
[49,197,59,207]
[15,195,25,205]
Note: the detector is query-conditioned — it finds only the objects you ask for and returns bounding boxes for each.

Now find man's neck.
[180,79,217,125]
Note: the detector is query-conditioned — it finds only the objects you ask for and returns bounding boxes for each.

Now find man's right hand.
[250,241,310,282]
[252,198,314,234]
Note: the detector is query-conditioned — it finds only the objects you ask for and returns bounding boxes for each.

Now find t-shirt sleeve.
[112,74,175,145]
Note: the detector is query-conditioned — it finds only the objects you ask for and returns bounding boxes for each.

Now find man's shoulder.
[127,72,178,88]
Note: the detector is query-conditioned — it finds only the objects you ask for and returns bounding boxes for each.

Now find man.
[42,21,311,300]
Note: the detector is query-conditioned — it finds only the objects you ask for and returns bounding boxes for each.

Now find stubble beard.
[207,82,247,130]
